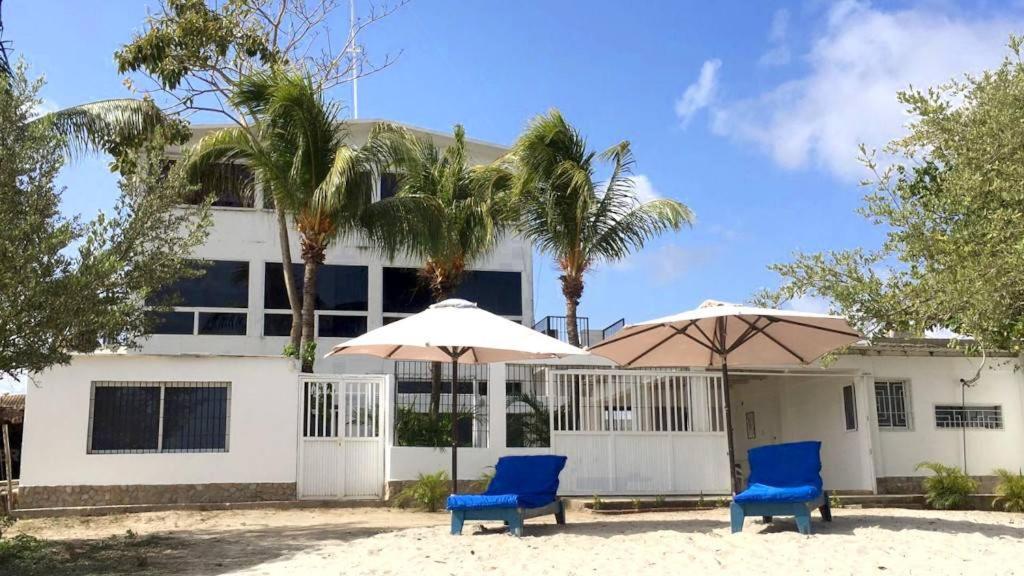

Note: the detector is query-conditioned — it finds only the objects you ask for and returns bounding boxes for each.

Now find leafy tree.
[761,37,1024,351]
[369,123,512,417]
[116,0,407,353]
[0,66,210,378]
[187,68,375,371]
[510,110,694,347]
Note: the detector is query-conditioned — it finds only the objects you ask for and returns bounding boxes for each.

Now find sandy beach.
[11,506,1024,575]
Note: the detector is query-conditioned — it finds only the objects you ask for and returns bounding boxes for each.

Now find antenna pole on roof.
[348,0,361,119]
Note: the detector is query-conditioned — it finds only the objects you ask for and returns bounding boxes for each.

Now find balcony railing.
[601,318,625,341]
[533,316,590,347]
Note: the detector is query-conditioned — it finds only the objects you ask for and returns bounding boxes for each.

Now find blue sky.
[5,0,1024,333]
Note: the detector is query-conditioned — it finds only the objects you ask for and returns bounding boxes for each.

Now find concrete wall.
[836,355,1024,479]
[21,354,300,488]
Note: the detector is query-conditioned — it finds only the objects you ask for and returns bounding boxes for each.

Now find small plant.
[993,469,1024,513]
[697,492,706,507]
[654,495,666,507]
[715,497,730,509]
[829,493,845,510]
[0,515,14,539]
[916,461,977,510]
[591,494,603,510]
[631,498,642,511]
[392,471,450,512]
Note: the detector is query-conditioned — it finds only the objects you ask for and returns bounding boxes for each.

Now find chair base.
[730,492,831,535]
[451,499,566,537]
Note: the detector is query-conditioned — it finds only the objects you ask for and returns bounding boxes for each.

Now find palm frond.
[33,98,165,159]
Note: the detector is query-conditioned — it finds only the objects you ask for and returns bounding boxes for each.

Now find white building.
[14,122,1024,509]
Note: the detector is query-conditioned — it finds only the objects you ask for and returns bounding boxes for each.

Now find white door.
[297,375,386,499]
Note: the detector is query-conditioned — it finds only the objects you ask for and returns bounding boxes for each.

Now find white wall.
[836,355,1024,478]
[21,354,300,487]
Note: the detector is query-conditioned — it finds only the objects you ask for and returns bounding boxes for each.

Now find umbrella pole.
[721,357,740,495]
[450,354,459,495]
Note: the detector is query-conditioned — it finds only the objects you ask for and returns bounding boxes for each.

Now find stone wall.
[876,475,999,495]
[18,482,296,509]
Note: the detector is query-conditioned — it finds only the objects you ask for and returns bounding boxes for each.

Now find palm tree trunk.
[561,273,584,348]
[299,254,320,373]
[275,205,302,352]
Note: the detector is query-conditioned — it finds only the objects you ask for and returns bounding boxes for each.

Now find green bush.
[392,471,450,512]
[993,469,1024,513]
[916,461,977,510]
[470,468,494,493]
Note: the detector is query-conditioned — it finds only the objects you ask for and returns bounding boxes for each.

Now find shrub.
[993,469,1024,513]
[392,471,450,512]
[631,498,642,511]
[470,468,495,493]
[654,495,666,507]
[915,461,977,510]
[591,494,603,510]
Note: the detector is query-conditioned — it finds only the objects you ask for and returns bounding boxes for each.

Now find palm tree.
[511,110,694,347]
[186,68,376,371]
[369,123,512,418]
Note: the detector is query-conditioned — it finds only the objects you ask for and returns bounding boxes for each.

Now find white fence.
[548,370,730,495]
[297,375,387,499]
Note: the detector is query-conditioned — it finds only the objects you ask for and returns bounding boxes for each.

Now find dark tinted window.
[90,386,160,452]
[843,384,857,431]
[380,172,400,200]
[263,314,293,337]
[457,270,523,316]
[146,311,194,335]
[264,263,368,311]
[162,387,229,451]
[382,267,522,316]
[318,315,368,338]
[198,313,247,335]
[150,261,249,308]
[181,162,255,208]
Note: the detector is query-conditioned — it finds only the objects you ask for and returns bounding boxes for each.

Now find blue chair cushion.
[446,455,568,511]
[733,483,822,504]
[447,493,556,510]
[746,441,823,491]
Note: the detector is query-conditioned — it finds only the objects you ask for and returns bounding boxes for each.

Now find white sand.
[15,506,1024,575]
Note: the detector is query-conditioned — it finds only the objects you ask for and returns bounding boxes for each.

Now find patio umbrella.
[587,300,862,494]
[326,298,588,493]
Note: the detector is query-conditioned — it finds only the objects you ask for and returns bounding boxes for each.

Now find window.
[935,405,1003,430]
[263,263,368,338]
[379,172,400,200]
[843,384,857,431]
[146,261,250,336]
[88,382,230,453]
[177,161,255,208]
[875,380,911,429]
[382,267,523,320]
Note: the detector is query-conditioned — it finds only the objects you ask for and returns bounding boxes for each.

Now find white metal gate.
[549,370,730,495]
[297,374,386,499]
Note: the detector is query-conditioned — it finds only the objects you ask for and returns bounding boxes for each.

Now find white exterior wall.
[835,355,1024,478]
[145,121,533,375]
[21,354,300,487]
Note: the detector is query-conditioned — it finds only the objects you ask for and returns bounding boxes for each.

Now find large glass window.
[263,263,368,338]
[177,161,255,208]
[382,267,522,317]
[379,172,400,200]
[89,382,230,453]
[842,384,857,431]
[147,261,250,336]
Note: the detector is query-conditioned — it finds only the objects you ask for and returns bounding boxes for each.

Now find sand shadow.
[748,511,1024,538]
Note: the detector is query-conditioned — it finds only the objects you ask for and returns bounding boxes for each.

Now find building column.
[488,363,508,450]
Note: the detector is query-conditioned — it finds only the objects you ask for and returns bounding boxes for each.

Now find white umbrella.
[326,298,588,492]
[588,299,862,493]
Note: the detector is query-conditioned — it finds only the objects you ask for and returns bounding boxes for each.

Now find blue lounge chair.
[447,455,567,537]
[730,441,832,535]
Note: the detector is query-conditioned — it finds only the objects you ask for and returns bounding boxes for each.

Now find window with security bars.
[392,361,489,448]
[935,405,1003,430]
[874,380,911,429]
[88,382,230,453]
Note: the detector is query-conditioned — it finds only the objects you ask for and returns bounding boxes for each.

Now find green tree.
[116,0,406,353]
[0,65,210,378]
[186,68,375,371]
[510,110,694,347]
[370,123,512,417]
[760,37,1024,351]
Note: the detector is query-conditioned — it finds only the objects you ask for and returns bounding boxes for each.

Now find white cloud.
[759,9,792,67]
[0,374,26,394]
[628,174,661,204]
[769,8,790,42]
[675,59,722,126]
[711,2,1021,180]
